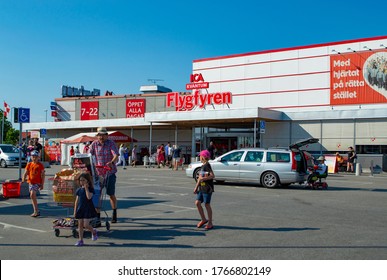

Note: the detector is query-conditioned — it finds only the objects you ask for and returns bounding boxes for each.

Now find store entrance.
[209,137,238,157]
[205,132,257,157]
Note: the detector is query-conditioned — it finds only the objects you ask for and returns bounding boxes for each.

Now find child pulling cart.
[51,155,111,238]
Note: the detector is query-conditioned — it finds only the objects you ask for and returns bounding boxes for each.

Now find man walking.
[89,127,119,223]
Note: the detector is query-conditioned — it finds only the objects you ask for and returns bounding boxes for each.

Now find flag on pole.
[3,101,11,117]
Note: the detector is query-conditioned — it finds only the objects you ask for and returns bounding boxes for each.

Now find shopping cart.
[143,154,157,168]
[90,165,112,231]
[51,173,79,238]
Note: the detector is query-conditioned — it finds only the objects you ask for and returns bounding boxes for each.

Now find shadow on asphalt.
[215,181,387,192]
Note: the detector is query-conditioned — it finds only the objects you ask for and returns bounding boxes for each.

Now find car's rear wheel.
[261,171,279,188]
[0,159,7,168]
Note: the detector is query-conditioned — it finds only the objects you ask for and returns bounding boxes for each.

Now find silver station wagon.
[186,138,317,188]
[0,144,27,168]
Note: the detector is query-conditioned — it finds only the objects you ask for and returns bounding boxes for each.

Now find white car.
[0,144,27,168]
[186,138,317,188]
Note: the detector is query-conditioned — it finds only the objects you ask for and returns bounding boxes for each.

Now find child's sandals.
[30,211,40,217]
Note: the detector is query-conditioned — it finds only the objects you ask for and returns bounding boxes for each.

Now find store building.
[24,35,387,163]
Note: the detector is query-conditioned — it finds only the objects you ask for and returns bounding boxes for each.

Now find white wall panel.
[322,121,354,138]
[241,94,271,108]
[244,79,271,94]
[243,53,272,64]
[297,89,329,105]
[298,56,330,72]
[298,46,329,56]
[193,59,220,70]
[270,59,299,76]
[356,121,387,138]
[244,63,271,78]
[298,73,329,89]
[270,76,299,92]
[269,92,300,107]
[220,66,245,81]
[292,121,321,139]
[270,49,299,60]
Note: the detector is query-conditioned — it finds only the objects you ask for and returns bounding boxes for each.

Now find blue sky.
[1,0,386,123]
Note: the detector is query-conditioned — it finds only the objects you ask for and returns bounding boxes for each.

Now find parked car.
[0,144,27,168]
[186,138,318,188]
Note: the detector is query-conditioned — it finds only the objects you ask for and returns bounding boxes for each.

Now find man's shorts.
[196,191,213,204]
[105,173,117,196]
[29,184,40,192]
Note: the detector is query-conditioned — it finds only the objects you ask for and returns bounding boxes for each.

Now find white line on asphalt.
[0,222,47,233]
[0,201,17,206]
[157,203,196,210]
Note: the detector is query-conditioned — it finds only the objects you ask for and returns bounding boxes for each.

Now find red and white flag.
[3,101,10,117]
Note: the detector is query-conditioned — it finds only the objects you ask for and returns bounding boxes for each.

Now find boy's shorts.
[29,184,40,192]
[105,174,116,196]
[196,191,213,204]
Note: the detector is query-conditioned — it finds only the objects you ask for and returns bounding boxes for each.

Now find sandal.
[205,224,214,230]
[197,220,208,228]
[30,212,40,217]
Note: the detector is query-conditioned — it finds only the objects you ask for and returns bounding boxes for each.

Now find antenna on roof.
[147,79,164,84]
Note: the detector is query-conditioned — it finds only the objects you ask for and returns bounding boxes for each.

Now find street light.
[44,109,48,122]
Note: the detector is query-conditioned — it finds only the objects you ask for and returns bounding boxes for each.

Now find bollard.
[355,163,361,176]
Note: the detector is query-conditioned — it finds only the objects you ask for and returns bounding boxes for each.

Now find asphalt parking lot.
[1,164,387,260]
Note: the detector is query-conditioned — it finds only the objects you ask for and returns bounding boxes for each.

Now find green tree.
[5,127,19,145]
[1,111,18,144]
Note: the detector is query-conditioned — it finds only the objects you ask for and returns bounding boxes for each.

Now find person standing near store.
[116,143,127,169]
[347,146,357,173]
[89,127,120,223]
[33,138,43,159]
[69,146,75,157]
[131,144,138,167]
[207,141,216,160]
[172,144,181,171]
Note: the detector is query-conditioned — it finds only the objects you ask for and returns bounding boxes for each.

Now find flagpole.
[1,108,4,144]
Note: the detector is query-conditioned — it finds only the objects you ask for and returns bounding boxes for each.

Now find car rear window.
[266,152,290,163]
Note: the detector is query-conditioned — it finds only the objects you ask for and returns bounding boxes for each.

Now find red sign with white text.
[80,101,99,120]
[126,99,145,118]
[330,50,387,105]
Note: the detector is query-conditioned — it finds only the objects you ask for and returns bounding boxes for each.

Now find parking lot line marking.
[157,203,196,210]
[0,222,47,233]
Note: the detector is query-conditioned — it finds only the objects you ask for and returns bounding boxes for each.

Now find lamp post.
[44,110,48,122]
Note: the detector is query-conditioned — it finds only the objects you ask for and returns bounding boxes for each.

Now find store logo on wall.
[186,73,209,90]
[330,50,387,105]
[126,99,145,118]
[167,73,232,111]
[166,90,232,111]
